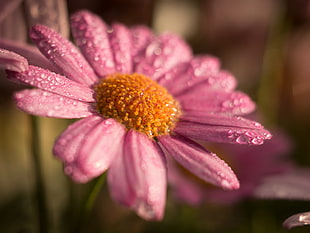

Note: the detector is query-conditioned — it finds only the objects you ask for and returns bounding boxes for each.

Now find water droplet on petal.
[236,135,248,144]
[154,47,162,55]
[64,166,73,175]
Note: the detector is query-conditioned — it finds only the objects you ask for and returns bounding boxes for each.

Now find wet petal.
[130,25,154,58]
[124,130,166,220]
[283,212,310,229]
[158,56,228,95]
[0,48,28,72]
[181,113,264,129]
[174,120,272,145]
[179,90,256,115]
[168,158,205,205]
[14,89,93,118]
[109,130,167,220]
[71,10,115,77]
[24,0,69,38]
[30,24,97,86]
[53,116,102,164]
[108,23,132,73]
[108,150,134,207]
[174,71,237,97]
[63,118,125,183]
[135,33,192,80]
[0,39,58,72]
[7,65,94,102]
[158,134,239,190]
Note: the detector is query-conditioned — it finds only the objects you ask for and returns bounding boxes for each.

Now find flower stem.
[257,4,291,125]
[84,174,106,213]
[30,115,50,233]
[72,174,106,233]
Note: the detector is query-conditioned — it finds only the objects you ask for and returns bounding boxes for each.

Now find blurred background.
[1,0,310,232]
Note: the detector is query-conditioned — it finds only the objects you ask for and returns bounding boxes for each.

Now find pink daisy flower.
[4,10,271,220]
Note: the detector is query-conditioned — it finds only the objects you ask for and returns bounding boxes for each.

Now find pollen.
[93,73,181,138]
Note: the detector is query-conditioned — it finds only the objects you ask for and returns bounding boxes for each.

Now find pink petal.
[53,116,103,164]
[168,158,205,205]
[108,149,134,207]
[61,118,126,183]
[135,33,192,80]
[158,56,226,95]
[24,0,69,38]
[124,130,167,220]
[0,39,57,72]
[179,90,256,115]
[14,89,93,118]
[7,65,94,102]
[108,130,167,220]
[30,24,98,86]
[108,23,132,73]
[130,25,154,58]
[71,10,116,77]
[181,113,264,129]
[174,120,272,145]
[254,169,310,200]
[174,71,237,97]
[0,48,28,72]
[158,134,239,190]
[283,212,310,229]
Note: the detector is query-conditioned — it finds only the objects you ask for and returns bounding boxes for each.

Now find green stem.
[257,4,291,125]
[84,174,106,213]
[72,174,106,233]
[30,115,49,233]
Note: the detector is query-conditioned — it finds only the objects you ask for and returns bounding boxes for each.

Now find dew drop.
[154,47,162,55]
[251,137,263,145]
[66,155,74,163]
[15,92,24,99]
[64,166,73,175]
[253,122,262,128]
[220,179,231,189]
[222,100,233,108]
[236,135,248,144]
[227,130,234,138]
[264,133,272,139]
[57,138,67,145]
[47,110,55,116]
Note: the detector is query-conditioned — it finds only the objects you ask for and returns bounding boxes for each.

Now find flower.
[4,10,271,220]
[168,130,292,205]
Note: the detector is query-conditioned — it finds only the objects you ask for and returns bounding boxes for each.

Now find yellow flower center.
[94,73,181,138]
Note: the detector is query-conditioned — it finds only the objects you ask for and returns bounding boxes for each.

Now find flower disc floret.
[94,73,181,137]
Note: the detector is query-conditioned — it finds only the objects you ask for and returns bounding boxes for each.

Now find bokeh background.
[1,0,310,232]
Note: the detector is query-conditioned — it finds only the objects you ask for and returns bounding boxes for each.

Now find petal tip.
[221,178,240,190]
